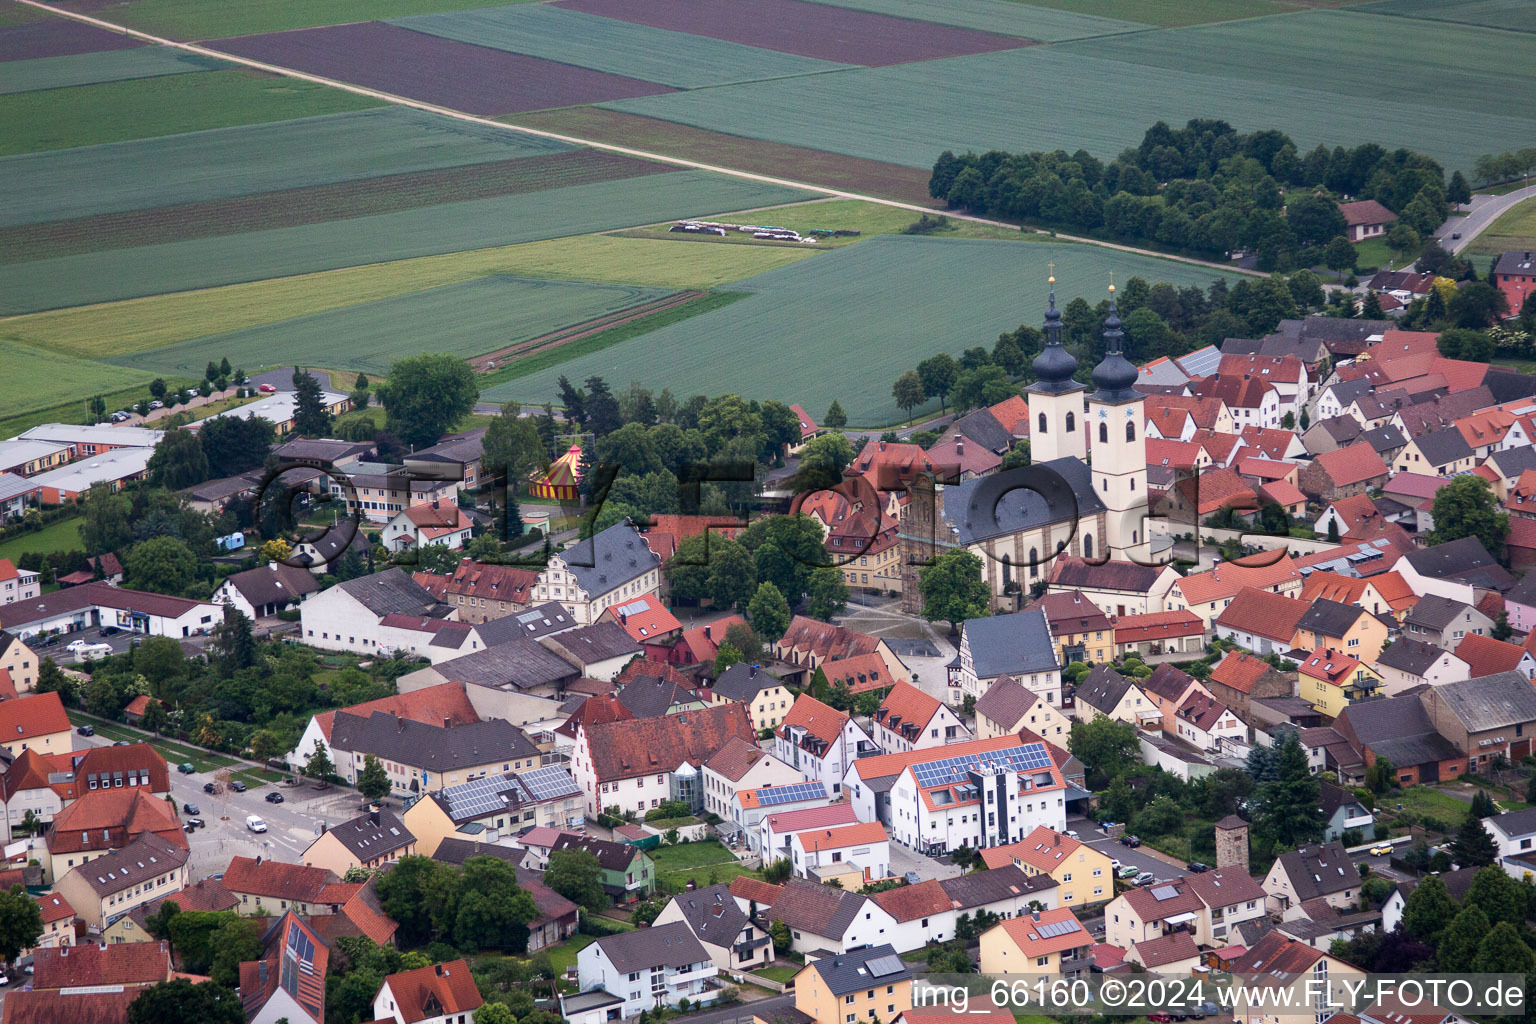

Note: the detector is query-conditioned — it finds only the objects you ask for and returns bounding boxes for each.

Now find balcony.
[667,963,717,984]
[734,935,771,957]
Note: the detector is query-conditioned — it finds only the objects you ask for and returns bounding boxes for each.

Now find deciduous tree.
[747,581,791,644]
[916,549,990,632]
[1428,475,1508,553]
[377,354,479,449]
[544,849,607,912]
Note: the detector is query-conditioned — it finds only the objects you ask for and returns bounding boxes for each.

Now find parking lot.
[1069,815,1191,884]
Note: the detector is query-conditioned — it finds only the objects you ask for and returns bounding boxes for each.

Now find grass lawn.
[650,839,739,871]
[0,517,84,562]
[0,70,381,156]
[754,966,800,983]
[545,933,595,978]
[1467,195,1536,257]
[65,712,243,773]
[1353,235,1417,272]
[658,863,761,891]
[1388,785,1471,829]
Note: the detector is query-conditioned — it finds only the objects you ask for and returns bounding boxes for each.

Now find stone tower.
[899,474,946,615]
[1025,272,1087,463]
[1086,283,1149,561]
[1214,814,1250,874]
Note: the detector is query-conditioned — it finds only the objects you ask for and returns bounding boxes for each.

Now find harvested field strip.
[1357,0,1536,33]
[0,337,155,417]
[480,290,748,391]
[55,0,545,40]
[601,44,1536,174]
[0,171,814,314]
[208,21,676,117]
[555,0,1033,65]
[984,0,1312,27]
[798,0,1146,40]
[392,5,856,89]
[489,234,1245,422]
[1,150,666,263]
[110,275,677,376]
[2,232,813,359]
[469,290,705,370]
[0,46,216,95]
[1057,10,1536,115]
[0,67,381,156]
[0,16,143,59]
[3,106,569,228]
[506,107,938,206]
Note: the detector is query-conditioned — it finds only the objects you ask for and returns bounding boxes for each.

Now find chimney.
[1032,909,1041,922]
[435,963,445,976]
[443,717,451,729]
[704,625,712,640]
[1054,832,1060,847]
[750,664,757,677]
[878,441,886,451]
[956,438,964,456]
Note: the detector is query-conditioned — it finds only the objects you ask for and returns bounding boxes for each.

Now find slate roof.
[805,943,911,995]
[557,520,660,596]
[974,674,1043,730]
[71,832,187,896]
[584,703,755,782]
[435,637,579,691]
[938,456,1104,545]
[1409,426,1474,467]
[1336,696,1460,767]
[616,676,697,718]
[595,920,709,973]
[1405,593,1476,631]
[332,568,443,617]
[330,711,538,770]
[1274,842,1355,899]
[1295,597,1365,640]
[220,562,321,608]
[669,882,750,947]
[322,809,414,862]
[962,609,1058,678]
[1430,671,1536,732]
[547,620,643,665]
[951,408,1015,453]
[1049,556,1165,593]
[711,662,783,702]
[1375,637,1453,676]
[767,877,870,938]
[1075,666,1138,715]
[473,602,575,645]
[1402,538,1513,590]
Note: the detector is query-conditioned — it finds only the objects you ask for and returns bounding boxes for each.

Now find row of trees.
[931,119,1459,271]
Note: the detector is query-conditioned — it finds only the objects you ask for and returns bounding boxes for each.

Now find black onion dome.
[1091,288,1140,402]
[1028,280,1081,394]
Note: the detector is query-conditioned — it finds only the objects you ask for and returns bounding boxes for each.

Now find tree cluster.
[374,854,538,953]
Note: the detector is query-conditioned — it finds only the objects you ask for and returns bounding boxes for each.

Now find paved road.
[1436,183,1536,255]
[1068,816,1186,884]
[680,994,792,1024]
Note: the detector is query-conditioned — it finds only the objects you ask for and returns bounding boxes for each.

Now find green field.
[1358,0,1536,32]
[393,6,855,89]
[993,0,1328,27]
[0,517,84,562]
[487,234,1244,423]
[1467,196,1536,257]
[0,47,218,97]
[116,276,676,376]
[0,338,156,417]
[0,171,813,314]
[1353,235,1417,271]
[0,69,383,156]
[4,107,570,228]
[604,14,1536,174]
[62,0,536,39]
[803,0,1147,37]
[616,197,1026,247]
[1,229,814,359]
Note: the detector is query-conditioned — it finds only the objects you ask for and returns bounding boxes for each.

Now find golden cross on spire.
[1047,261,1055,285]
[1108,271,1116,295]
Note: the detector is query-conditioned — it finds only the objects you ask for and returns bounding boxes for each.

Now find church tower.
[1087,284,1148,559]
[1024,271,1086,463]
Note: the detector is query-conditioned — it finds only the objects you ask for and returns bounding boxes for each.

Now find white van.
[245,816,267,833]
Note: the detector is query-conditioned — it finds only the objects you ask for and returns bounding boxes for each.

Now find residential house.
[782,944,911,1024]
[33,892,75,952]
[1319,782,1373,842]
[1299,570,1417,622]
[701,736,802,821]
[1141,664,1216,733]
[1205,651,1293,720]
[403,428,486,490]
[1036,591,1114,665]
[211,562,321,619]
[29,936,171,991]
[1073,666,1156,728]
[1403,594,1494,651]
[382,503,474,554]
[1372,637,1469,694]
[552,833,655,902]
[974,674,1071,741]
[0,559,40,606]
[757,805,858,864]
[1338,199,1396,241]
[0,749,66,841]
[1333,694,1465,787]
[616,675,704,719]
[52,832,187,934]
[402,764,584,855]
[766,878,899,955]
[1047,557,1181,617]
[399,637,580,727]
[1227,931,1365,1024]
[603,593,681,647]
[1112,610,1206,660]
[286,682,479,776]
[324,459,456,525]
[1123,930,1203,973]
[1293,598,1389,662]
[0,630,38,691]
[1485,808,1536,862]
[303,809,417,875]
[239,912,329,1024]
[773,694,878,797]
[1167,555,1303,628]
[871,681,970,753]
[774,616,912,684]
[423,559,539,624]
[0,691,68,759]
[574,922,719,1016]
[1262,841,1357,913]
[1190,375,1282,430]
[299,568,450,655]
[373,960,484,1024]
[43,787,185,882]
[110,877,239,946]
[791,821,890,885]
[1420,671,1536,769]
[1397,537,1514,603]
[951,609,1062,706]
[223,856,336,917]
[572,702,756,817]
[1103,869,1267,948]
[1298,648,1381,717]
[1171,693,1246,754]
[1490,250,1536,314]
[1213,587,1307,655]
[1391,427,1476,477]
[979,826,1114,908]
[653,882,773,974]
[1453,633,1536,681]
[530,520,662,626]
[1298,446,1390,501]
[707,662,793,731]
[979,907,1092,976]
[327,711,542,796]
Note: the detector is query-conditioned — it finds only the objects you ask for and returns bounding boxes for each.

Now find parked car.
[1149,1013,1173,1022]
[203,782,217,794]
[1120,834,1141,847]
[148,400,163,409]
[1186,861,1209,873]
[229,780,248,793]
[258,384,277,393]
[1064,829,1080,839]
[905,871,921,885]
[1119,865,1142,879]
[177,762,196,774]
[265,791,284,804]
[76,725,94,737]
[245,815,267,833]
[187,818,204,828]
[1135,872,1157,886]
[99,626,119,637]
[1369,844,1394,856]
[182,803,199,815]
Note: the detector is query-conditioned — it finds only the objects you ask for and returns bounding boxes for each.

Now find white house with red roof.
[787,404,822,452]
[1170,693,1246,754]
[373,960,483,1024]
[1338,199,1397,242]
[701,735,802,822]
[870,681,970,754]
[0,559,39,606]
[790,821,890,883]
[773,694,877,796]
[757,803,859,862]
[602,593,681,644]
[285,681,479,772]
[382,502,473,554]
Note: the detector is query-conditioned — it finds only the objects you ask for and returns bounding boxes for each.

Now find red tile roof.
[777,615,883,663]
[979,826,1087,872]
[585,703,755,782]
[1298,648,1363,686]
[676,615,748,664]
[2,989,139,1024]
[872,878,953,922]
[1172,466,1256,515]
[70,743,171,794]
[604,593,682,642]
[1176,554,1300,606]
[996,907,1090,955]
[1259,480,1307,508]
[382,960,483,1023]
[821,652,896,693]
[729,876,784,906]
[789,404,821,439]
[0,691,68,741]
[777,693,849,746]
[1314,445,1389,487]
[1208,651,1279,694]
[223,856,335,903]
[761,804,859,838]
[36,892,73,923]
[704,735,773,782]
[874,681,942,736]
[33,940,170,989]
[1214,587,1306,642]
[1117,876,1203,921]
[313,681,477,742]
[1338,199,1397,227]
[435,559,539,604]
[48,787,186,854]
[988,396,1030,436]
[793,822,888,853]
[1112,610,1204,644]
[1036,590,1113,634]
[1453,633,1531,678]
[1131,930,1201,968]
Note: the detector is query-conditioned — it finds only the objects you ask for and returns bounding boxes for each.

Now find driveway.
[679,995,791,1024]
[1069,817,1186,883]
[889,841,962,882]
[1436,183,1536,255]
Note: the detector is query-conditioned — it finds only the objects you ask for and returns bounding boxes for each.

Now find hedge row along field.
[111,275,678,377]
[490,234,1244,423]
[52,0,544,40]
[393,6,856,90]
[0,48,218,96]
[3,230,816,360]
[0,171,814,314]
[0,338,156,418]
[2,150,666,264]
[1358,0,1536,33]
[209,21,677,116]
[797,0,1146,40]
[4,107,570,227]
[554,0,1034,65]
[0,17,143,60]
[1,69,381,156]
[603,35,1536,174]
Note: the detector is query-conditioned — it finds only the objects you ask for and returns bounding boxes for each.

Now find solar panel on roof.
[617,599,652,616]
[1035,919,1082,938]
[755,782,827,806]
[1151,885,1180,900]
[909,744,1052,788]
[516,609,544,623]
[867,954,905,977]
